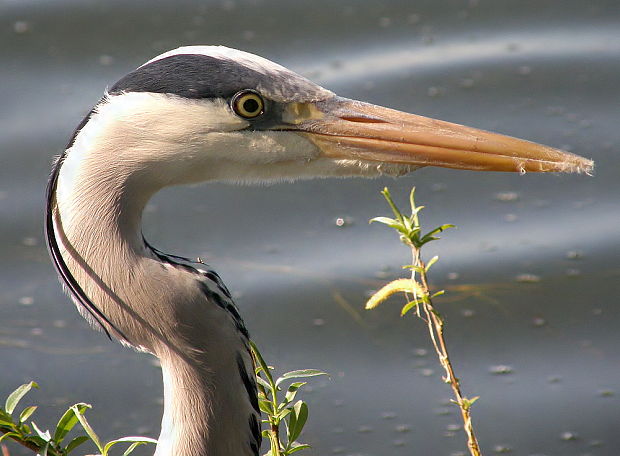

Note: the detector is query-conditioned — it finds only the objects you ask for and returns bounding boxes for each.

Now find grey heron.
[45,46,593,456]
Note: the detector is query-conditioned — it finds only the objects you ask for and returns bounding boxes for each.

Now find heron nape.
[45,46,593,456]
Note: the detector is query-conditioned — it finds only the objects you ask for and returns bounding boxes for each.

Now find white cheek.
[207,131,320,164]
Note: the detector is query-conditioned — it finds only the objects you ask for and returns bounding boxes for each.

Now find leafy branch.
[0,382,156,456]
[367,187,482,456]
[250,341,327,456]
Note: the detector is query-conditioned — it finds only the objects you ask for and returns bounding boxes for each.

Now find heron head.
[71,45,593,189]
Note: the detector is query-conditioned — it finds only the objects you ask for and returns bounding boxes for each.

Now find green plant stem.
[410,246,482,456]
[267,386,282,456]
[267,423,282,456]
[254,377,283,456]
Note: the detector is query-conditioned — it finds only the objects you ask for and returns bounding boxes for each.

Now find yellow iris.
[232,90,264,119]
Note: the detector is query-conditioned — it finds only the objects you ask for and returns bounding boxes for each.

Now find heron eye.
[231,90,264,119]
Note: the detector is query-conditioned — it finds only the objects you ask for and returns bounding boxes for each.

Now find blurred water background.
[1,0,619,455]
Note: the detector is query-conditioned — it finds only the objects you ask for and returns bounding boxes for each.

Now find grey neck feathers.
[53,125,260,456]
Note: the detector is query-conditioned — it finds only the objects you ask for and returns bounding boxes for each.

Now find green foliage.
[0,382,156,456]
[367,186,482,456]
[370,187,454,249]
[460,396,480,411]
[368,187,453,316]
[250,341,327,456]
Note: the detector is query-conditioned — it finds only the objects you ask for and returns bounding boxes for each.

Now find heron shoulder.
[145,243,249,340]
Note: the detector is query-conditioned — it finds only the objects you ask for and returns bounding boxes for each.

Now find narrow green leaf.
[31,421,51,442]
[431,290,445,298]
[258,400,274,415]
[255,376,272,391]
[402,264,425,273]
[286,415,296,443]
[0,432,20,444]
[53,403,89,444]
[103,436,158,456]
[25,435,47,447]
[284,382,306,403]
[249,341,274,386]
[288,381,306,390]
[0,409,14,425]
[462,396,480,411]
[395,225,416,237]
[434,223,456,234]
[381,187,405,224]
[400,300,421,316]
[257,396,271,407]
[425,255,439,271]
[275,408,292,421]
[112,436,158,445]
[278,370,327,382]
[369,216,398,226]
[122,441,145,456]
[19,406,37,423]
[103,439,120,455]
[421,224,455,244]
[287,401,308,443]
[410,205,425,218]
[5,382,38,415]
[288,443,311,454]
[401,216,413,232]
[65,435,90,454]
[71,404,102,452]
[408,187,417,216]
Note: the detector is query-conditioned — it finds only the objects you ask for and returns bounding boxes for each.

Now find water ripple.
[295,26,620,84]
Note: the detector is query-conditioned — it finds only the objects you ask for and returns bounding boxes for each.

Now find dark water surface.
[1,1,619,455]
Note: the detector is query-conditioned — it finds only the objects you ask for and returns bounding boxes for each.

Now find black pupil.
[242,98,260,114]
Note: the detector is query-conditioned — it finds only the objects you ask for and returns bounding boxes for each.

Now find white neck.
[54,101,260,456]
[155,333,259,456]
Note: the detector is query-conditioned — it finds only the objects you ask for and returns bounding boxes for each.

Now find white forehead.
[143,46,295,77]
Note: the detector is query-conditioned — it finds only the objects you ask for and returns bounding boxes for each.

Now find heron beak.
[287,97,593,173]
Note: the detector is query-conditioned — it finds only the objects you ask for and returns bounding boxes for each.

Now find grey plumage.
[110,53,332,102]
